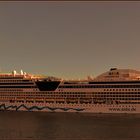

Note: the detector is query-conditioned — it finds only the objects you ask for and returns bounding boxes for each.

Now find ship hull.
[0,102,139,113]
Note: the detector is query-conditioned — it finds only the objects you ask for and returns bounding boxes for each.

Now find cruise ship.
[0,68,140,113]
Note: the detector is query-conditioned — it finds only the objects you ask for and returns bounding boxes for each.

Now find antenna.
[87,75,93,80]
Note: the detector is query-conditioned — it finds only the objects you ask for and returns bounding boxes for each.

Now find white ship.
[0,68,140,113]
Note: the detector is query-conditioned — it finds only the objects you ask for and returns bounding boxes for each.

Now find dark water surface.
[0,111,140,140]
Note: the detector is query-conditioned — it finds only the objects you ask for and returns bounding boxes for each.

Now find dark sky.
[0,2,140,79]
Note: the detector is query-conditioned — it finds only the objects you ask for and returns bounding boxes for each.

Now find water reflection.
[0,111,140,140]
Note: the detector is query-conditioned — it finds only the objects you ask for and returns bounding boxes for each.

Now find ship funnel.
[12,70,17,76]
[20,70,23,75]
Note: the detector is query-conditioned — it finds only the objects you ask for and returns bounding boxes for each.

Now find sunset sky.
[0,2,140,79]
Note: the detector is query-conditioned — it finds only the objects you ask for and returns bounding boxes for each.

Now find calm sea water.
[0,111,140,140]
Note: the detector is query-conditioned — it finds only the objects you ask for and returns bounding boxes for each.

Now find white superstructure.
[0,68,140,113]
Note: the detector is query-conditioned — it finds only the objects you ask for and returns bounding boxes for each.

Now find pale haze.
[0,2,140,79]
